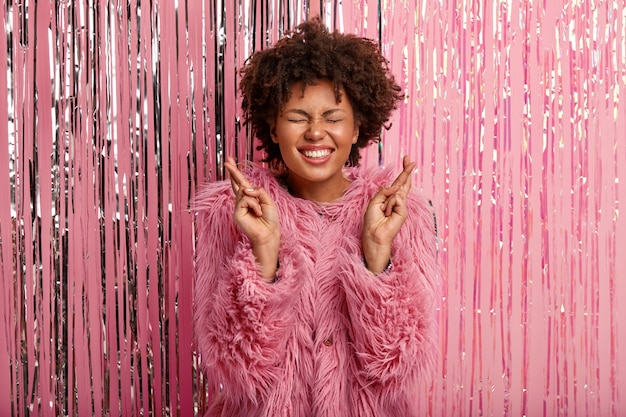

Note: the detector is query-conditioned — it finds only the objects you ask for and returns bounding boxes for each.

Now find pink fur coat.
[194,164,438,417]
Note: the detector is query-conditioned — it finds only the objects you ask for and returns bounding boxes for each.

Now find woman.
[194,18,438,417]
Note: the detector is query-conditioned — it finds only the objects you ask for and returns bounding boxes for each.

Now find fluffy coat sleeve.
[338,190,438,404]
[193,181,304,405]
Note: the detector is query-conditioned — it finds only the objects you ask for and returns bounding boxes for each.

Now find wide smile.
[300,148,333,159]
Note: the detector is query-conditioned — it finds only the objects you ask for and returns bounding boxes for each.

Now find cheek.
[275,124,300,141]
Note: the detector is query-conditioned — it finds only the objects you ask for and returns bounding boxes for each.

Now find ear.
[269,124,278,144]
[352,124,359,144]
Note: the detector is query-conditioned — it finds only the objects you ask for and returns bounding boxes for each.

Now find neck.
[285,176,350,203]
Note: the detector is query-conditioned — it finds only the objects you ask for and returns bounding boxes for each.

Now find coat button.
[323,337,333,346]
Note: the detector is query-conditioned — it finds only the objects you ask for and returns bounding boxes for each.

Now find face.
[270,79,359,202]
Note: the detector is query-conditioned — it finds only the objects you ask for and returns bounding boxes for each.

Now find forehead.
[284,80,350,108]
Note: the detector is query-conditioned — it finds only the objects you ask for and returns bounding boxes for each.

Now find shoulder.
[345,165,395,194]
[193,179,232,212]
[192,180,235,244]
[347,165,433,206]
[347,164,436,231]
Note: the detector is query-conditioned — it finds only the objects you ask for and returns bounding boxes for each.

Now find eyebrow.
[283,108,345,117]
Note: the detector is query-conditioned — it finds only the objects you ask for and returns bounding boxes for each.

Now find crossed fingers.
[224,156,267,218]
[390,155,415,193]
[380,156,415,216]
[225,157,253,195]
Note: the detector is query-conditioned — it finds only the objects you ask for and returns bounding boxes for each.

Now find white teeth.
[302,149,331,158]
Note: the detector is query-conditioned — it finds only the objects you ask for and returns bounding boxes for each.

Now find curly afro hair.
[239,18,404,168]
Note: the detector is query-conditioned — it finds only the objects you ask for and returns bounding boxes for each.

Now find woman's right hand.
[224,157,281,282]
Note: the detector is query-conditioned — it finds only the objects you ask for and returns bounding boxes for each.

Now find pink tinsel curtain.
[1,1,625,416]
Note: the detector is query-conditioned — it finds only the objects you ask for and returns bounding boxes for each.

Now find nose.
[305,119,325,141]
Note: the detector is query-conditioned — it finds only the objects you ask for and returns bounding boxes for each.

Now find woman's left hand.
[362,156,416,274]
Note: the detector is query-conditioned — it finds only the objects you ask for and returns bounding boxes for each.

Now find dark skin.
[225,155,416,281]
[226,77,414,282]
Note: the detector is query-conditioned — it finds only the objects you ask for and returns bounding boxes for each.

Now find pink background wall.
[1,0,625,416]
